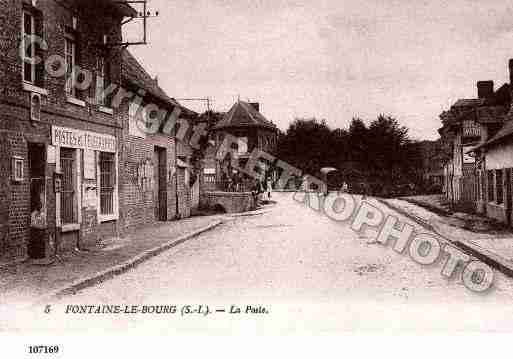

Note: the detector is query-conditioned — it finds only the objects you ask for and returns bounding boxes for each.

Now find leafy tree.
[276,118,337,176]
[276,114,423,194]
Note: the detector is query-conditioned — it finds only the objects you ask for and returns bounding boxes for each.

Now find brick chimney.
[509,59,513,85]
[249,102,260,112]
[477,80,494,99]
[508,59,513,117]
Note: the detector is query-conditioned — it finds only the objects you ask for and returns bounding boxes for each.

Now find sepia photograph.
[2,0,513,355]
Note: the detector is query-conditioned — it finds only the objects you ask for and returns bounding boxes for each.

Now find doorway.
[28,142,46,259]
[153,147,167,221]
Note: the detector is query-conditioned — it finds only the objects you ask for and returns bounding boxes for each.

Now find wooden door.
[153,148,167,221]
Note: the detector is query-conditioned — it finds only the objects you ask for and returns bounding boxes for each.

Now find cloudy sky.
[125,0,513,140]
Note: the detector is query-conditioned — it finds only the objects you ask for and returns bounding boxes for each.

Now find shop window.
[487,170,495,202]
[99,152,116,215]
[60,148,77,224]
[496,169,504,205]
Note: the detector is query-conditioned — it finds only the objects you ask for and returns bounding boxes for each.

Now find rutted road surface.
[11,193,513,333]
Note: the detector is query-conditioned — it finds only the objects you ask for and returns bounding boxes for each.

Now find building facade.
[0,0,200,264]
[119,49,198,231]
[0,0,138,262]
[439,80,510,210]
[470,61,513,226]
[475,122,513,225]
[204,101,278,192]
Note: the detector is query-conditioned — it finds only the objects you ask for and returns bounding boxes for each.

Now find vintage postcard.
[1,0,513,356]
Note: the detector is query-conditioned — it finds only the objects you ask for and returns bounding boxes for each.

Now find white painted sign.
[83,186,98,209]
[84,150,96,179]
[47,145,56,164]
[52,126,116,153]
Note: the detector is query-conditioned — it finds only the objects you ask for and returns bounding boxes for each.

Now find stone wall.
[200,191,256,214]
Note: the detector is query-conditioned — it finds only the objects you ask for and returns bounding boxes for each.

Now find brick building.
[0,0,140,262]
[120,49,197,230]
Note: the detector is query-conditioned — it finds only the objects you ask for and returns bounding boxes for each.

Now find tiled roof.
[79,0,137,17]
[122,50,177,105]
[107,0,137,17]
[479,120,513,149]
[440,104,506,130]
[214,101,277,130]
[452,98,485,108]
[475,106,507,123]
[121,50,196,115]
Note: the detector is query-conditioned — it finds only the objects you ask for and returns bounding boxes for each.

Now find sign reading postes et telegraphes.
[52,126,117,153]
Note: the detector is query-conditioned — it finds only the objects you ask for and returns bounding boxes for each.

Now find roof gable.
[480,120,513,149]
[214,101,277,130]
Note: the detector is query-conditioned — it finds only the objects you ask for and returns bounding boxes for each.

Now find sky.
[124,0,513,140]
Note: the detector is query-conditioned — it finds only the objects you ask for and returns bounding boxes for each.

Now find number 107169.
[28,346,59,354]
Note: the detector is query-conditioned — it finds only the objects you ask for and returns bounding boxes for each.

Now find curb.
[227,208,273,218]
[402,197,453,217]
[378,198,513,278]
[32,220,223,305]
[377,198,437,233]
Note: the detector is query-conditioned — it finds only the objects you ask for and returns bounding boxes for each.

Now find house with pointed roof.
[204,100,278,192]
[468,61,513,226]
[438,79,510,209]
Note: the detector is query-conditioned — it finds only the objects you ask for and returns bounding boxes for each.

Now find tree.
[276,118,337,176]
[276,114,421,194]
[366,115,411,183]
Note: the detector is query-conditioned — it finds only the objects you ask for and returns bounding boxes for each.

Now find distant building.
[469,60,513,226]
[204,101,278,192]
[472,120,513,225]
[439,79,510,209]
[417,139,445,190]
